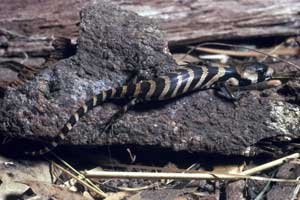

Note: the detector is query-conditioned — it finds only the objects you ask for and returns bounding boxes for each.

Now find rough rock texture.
[0,1,299,156]
[266,163,300,200]
[226,180,246,200]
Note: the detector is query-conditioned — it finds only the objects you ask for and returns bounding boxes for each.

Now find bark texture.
[1,0,300,44]
[116,0,300,45]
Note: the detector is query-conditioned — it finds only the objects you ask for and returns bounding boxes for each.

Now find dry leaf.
[21,180,89,200]
[127,189,195,200]
[0,156,51,198]
[104,191,130,200]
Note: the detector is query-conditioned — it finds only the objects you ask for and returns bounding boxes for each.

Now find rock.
[0,1,299,156]
[226,180,246,200]
[267,163,300,200]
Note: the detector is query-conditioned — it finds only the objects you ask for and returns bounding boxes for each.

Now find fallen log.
[1,0,300,45]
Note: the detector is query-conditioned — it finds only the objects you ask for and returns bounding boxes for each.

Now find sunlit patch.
[92,96,97,106]
[66,123,73,130]
[145,80,156,100]
[265,67,274,79]
[242,71,258,83]
[59,133,65,140]
[51,141,58,146]
[111,88,116,97]
[226,77,239,86]
[121,85,128,98]
[134,82,142,97]
[158,76,171,100]
[171,75,183,98]
[194,66,208,89]
[83,104,88,113]
[74,113,79,122]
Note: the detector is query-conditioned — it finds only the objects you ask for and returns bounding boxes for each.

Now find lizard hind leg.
[214,83,242,107]
[219,84,241,101]
[102,97,139,133]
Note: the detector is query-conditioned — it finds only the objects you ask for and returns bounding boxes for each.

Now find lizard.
[25,62,274,155]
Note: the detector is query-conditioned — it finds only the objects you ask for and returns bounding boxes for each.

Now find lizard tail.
[25,87,119,156]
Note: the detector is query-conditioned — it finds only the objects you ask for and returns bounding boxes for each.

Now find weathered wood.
[116,0,300,45]
[0,0,86,38]
[1,0,299,88]
[1,0,300,45]
[0,29,75,88]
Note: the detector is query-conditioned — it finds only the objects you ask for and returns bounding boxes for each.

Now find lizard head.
[226,62,274,86]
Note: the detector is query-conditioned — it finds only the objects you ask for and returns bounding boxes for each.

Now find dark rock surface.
[0,1,299,156]
[226,180,246,200]
[266,163,300,200]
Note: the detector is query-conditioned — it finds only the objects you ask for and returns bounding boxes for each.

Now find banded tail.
[25,78,163,156]
[25,88,118,156]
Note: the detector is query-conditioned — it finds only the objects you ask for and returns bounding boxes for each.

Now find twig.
[291,176,300,200]
[254,170,276,200]
[118,184,157,192]
[193,46,299,57]
[50,152,107,198]
[85,170,300,183]
[52,162,108,198]
[187,42,300,70]
[260,40,285,62]
[240,153,300,175]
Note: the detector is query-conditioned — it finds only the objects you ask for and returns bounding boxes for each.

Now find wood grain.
[1,0,300,45]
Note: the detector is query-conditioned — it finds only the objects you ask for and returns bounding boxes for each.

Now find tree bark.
[115,0,300,45]
[1,0,300,44]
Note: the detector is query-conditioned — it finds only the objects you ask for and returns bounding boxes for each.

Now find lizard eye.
[240,62,273,83]
[244,65,258,74]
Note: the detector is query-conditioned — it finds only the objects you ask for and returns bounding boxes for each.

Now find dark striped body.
[26,63,273,155]
[108,65,233,101]
[64,65,232,133]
